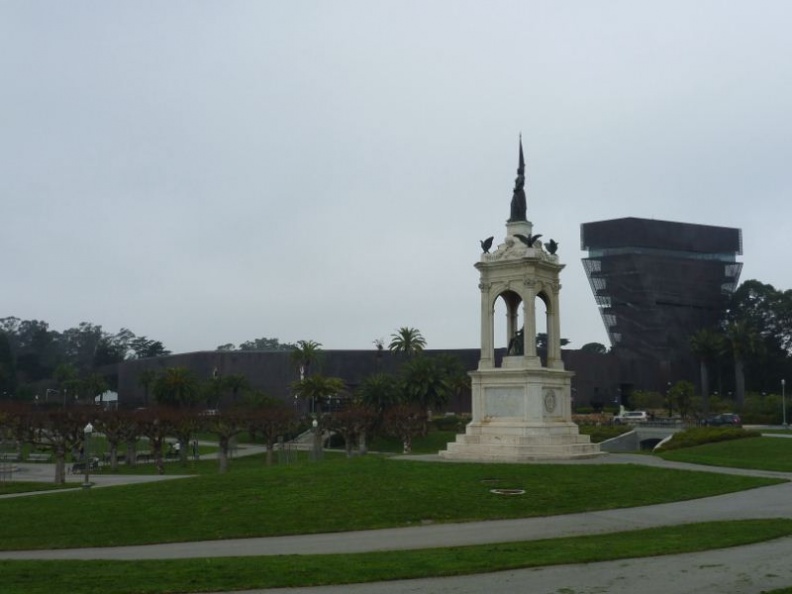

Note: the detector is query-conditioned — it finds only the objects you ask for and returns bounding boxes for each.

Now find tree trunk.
[54,444,66,485]
[735,358,746,409]
[110,444,119,471]
[700,361,710,415]
[179,439,189,465]
[265,443,274,466]
[125,440,137,466]
[358,429,368,456]
[153,439,164,475]
[218,436,230,473]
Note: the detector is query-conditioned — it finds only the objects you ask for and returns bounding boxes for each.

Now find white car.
[613,411,649,424]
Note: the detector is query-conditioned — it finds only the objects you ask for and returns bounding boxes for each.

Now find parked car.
[701,413,742,427]
[613,410,650,424]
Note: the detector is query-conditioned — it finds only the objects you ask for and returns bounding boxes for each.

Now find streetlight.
[83,422,94,489]
[782,379,787,429]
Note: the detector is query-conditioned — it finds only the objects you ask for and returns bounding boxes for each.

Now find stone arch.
[499,289,523,352]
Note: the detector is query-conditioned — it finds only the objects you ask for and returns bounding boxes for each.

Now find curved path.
[3,446,792,592]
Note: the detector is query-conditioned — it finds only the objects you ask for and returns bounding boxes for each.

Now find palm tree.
[153,367,199,408]
[290,340,323,379]
[137,369,158,406]
[388,327,426,356]
[689,328,725,414]
[223,374,249,405]
[399,356,452,415]
[291,374,345,415]
[357,373,400,416]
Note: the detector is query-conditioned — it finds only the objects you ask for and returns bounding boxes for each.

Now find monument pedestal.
[441,360,600,461]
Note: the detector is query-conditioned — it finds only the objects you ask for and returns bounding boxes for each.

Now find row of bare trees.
[0,400,298,483]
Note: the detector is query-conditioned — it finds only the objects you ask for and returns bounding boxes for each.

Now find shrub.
[655,427,760,452]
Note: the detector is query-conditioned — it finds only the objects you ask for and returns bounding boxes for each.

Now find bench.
[70,458,100,474]
[27,453,52,463]
[0,452,20,462]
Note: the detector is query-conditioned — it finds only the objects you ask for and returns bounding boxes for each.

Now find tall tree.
[223,374,250,405]
[383,404,427,454]
[135,407,176,475]
[28,406,92,484]
[82,373,109,406]
[94,409,136,471]
[388,327,426,356]
[326,404,377,457]
[725,321,761,409]
[291,375,345,415]
[668,380,695,419]
[246,398,297,465]
[153,368,199,408]
[726,280,792,391]
[580,342,608,354]
[137,369,158,406]
[357,373,400,417]
[0,332,16,398]
[290,340,323,379]
[689,328,725,414]
[61,322,104,373]
[202,408,248,473]
[238,337,296,351]
[399,356,452,414]
[129,337,171,359]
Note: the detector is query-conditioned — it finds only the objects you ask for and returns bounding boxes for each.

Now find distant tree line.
[215,337,296,352]
[689,279,792,412]
[0,317,170,401]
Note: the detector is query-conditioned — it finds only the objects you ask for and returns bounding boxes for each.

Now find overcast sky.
[3,1,790,355]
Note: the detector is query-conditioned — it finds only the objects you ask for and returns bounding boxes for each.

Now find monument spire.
[518,133,525,176]
[509,135,527,222]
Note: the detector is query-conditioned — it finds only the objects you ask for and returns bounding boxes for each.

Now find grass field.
[3,433,792,593]
[659,434,792,471]
[0,453,782,550]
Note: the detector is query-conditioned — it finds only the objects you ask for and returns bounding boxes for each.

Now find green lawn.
[2,519,791,594]
[366,430,459,453]
[0,455,781,550]
[0,482,72,496]
[659,435,792,472]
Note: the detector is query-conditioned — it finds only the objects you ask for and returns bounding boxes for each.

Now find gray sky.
[3,1,790,354]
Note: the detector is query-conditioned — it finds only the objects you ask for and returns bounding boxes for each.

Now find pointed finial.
[508,135,527,222]
[518,134,525,176]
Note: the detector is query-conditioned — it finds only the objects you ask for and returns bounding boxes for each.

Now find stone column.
[479,282,493,369]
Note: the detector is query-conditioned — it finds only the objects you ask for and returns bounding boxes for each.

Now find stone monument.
[440,139,601,461]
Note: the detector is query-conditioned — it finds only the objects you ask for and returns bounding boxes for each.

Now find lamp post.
[83,422,93,489]
[311,418,322,462]
[782,379,787,429]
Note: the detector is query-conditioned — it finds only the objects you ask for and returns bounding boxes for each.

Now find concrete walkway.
[3,442,792,592]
